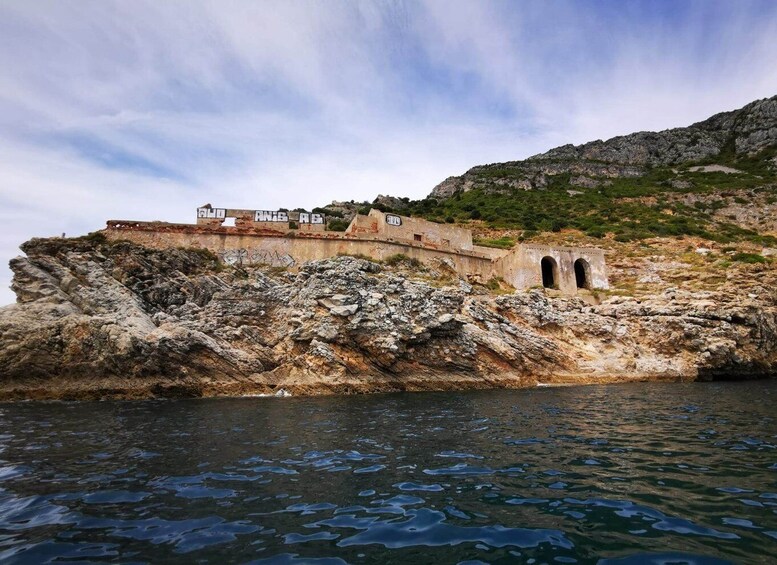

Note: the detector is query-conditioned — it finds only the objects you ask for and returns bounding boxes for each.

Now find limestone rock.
[0,236,775,400]
[430,95,777,199]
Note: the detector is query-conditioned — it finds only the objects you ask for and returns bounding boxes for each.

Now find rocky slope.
[430,95,777,197]
[0,236,774,400]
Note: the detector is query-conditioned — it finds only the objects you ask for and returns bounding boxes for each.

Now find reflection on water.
[0,381,776,563]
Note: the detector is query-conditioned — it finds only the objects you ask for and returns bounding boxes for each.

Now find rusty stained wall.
[102,226,497,280]
[102,222,609,294]
[346,209,473,251]
[197,207,325,233]
[496,244,609,292]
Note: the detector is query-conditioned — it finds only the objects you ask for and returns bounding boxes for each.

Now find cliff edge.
[0,235,774,400]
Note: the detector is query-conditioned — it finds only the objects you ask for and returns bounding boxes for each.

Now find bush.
[327,219,350,232]
[384,253,422,268]
[731,252,766,264]
[82,231,108,245]
[313,207,344,218]
[473,236,516,249]
[586,227,606,238]
[485,277,502,291]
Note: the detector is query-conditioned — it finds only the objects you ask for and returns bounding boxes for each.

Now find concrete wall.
[103,221,609,294]
[496,244,609,292]
[346,209,473,251]
[103,222,496,281]
[197,206,325,233]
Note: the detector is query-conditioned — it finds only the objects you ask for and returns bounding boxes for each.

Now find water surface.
[1,381,776,563]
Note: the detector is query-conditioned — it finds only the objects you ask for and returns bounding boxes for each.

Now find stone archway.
[541,256,558,289]
[574,258,591,289]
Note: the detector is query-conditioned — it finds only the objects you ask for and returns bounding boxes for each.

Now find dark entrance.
[574,258,590,289]
[541,257,557,288]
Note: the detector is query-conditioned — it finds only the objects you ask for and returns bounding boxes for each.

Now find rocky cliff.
[0,235,774,400]
[431,95,777,197]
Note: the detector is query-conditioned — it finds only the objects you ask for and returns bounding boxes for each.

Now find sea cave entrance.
[541,256,558,289]
[574,258,591,289]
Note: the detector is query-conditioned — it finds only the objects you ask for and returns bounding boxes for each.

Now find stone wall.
[345,209,473,251]
[103,222,496,281]
[496,244,609,292]
[102,221,609,294]
[197,206,325,232]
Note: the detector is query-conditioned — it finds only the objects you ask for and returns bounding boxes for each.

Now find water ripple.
[0,381,775,561]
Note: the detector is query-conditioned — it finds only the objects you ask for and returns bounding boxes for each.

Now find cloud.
[1,0,776,304]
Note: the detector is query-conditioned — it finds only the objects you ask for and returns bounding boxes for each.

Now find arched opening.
[541,256,558,289]
[574,258,591,289]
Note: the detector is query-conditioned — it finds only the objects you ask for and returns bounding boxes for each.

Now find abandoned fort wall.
[102,219,609,294]
[496,244,609,292]
[346,209,473,251]
[102,222,497,280]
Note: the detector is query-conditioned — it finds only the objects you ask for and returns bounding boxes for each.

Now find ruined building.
[104,205,609,295]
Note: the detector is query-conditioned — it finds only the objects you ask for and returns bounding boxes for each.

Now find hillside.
[321,96,777,247]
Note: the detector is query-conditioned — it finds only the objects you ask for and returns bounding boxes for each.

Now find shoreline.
[0,371,738,402]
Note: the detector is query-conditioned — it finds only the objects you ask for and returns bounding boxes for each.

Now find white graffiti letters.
[198,207,226,219]
[254,210,289,222]
[386,214,402,226]
[299,213,324,224]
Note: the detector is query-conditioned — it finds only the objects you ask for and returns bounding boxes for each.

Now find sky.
[1,0,777,305]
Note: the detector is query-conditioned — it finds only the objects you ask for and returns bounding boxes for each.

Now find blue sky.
[1,0,777,305]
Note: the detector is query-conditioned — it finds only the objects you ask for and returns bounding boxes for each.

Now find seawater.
[0,381,776,564]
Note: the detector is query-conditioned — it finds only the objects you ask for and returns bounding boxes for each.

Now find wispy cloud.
[1,0,776,304]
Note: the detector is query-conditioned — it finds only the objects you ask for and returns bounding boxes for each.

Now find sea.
[0,381,776,564]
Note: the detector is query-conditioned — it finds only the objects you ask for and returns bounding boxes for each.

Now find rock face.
[432,95,777,197]
[0,236,774,400]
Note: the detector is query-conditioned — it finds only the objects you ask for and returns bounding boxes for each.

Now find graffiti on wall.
[299,212,325,224]
[386,214,402,226]
[198,207,226,219]
[218,248,296,267]
[254,210,289,222]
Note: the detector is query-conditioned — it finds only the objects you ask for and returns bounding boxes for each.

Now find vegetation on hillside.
[370,146,777,246]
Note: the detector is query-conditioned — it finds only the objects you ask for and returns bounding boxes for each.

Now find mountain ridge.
[430,95,777,199]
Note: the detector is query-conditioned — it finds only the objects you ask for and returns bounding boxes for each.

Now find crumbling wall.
[103,222,496,281]
[104,221,609,295]
[346,209,473,250]
[496,244,609,292]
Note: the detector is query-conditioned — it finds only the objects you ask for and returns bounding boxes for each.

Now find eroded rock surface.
[0,236,774,400]
[432,95,777,197]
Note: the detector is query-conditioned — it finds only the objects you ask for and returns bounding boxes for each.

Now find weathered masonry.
[104,205,609,295]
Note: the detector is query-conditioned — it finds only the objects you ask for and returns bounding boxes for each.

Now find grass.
[473,236,516,249]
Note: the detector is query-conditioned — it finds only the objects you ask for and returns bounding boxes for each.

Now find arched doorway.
[574,258,591,289]
[541,256,558,288]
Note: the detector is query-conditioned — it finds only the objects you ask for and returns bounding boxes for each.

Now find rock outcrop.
[0,236,774,400]
[432,95,777,197]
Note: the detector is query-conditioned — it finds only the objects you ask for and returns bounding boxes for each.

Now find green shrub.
[82,231,108,244]
[485,277,502,291]
[327,219,350,231]
[473,236,516,249]
[731,252,766,264]
[384,253,422,268]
